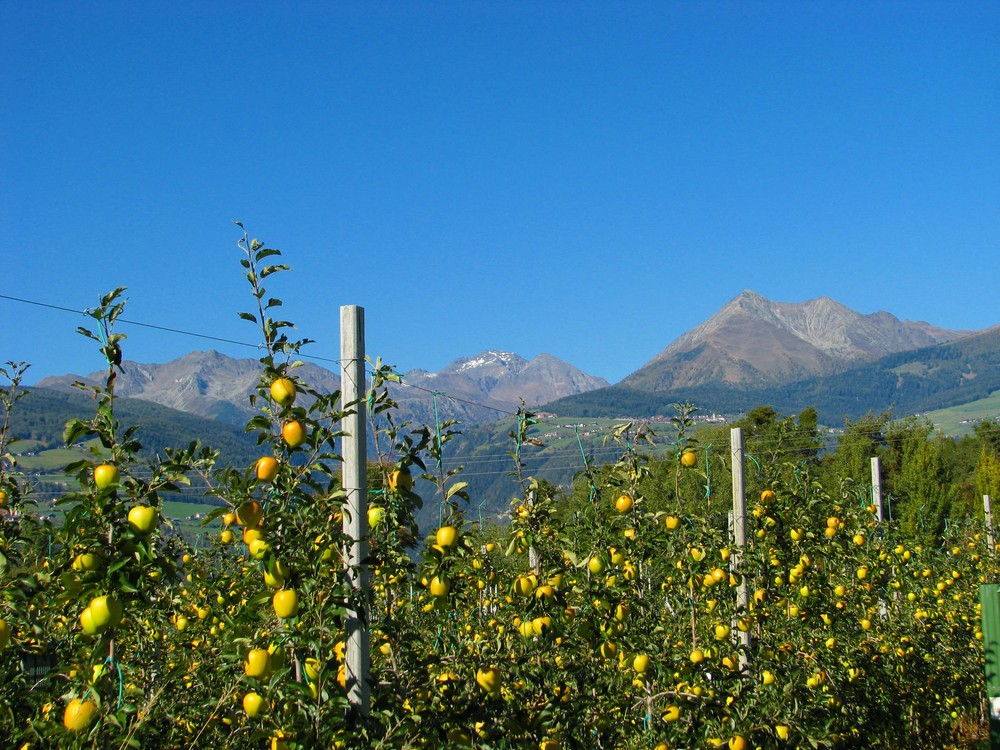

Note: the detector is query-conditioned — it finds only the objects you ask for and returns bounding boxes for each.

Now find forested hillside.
[10,387,260,466]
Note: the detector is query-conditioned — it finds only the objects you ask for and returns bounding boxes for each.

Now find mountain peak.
[731,289,768,303]
[444,351,528,374]
[396,351,608,423]
[624,293,971,391]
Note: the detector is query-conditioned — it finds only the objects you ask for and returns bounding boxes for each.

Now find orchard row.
[0,233,994,750]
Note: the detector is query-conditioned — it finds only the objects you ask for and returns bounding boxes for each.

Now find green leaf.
[201,507,229,525]
[504,536,519,557]
[76,327,101,342]
[259,264,291,279]
[101,286,127,307]
[63,419,92,446]
[247,590,272,607]
[246,416,272,432]
[445,482,468,500]
[238,312,257,323]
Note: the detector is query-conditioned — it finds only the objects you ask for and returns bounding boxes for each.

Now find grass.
[923,390,1000,436]
[162,499,225,520]
[16,447,91,471]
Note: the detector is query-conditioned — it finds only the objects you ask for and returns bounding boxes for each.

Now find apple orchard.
[0,230,995,750]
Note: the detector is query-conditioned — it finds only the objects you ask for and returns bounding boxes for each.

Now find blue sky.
[2,1,998,386]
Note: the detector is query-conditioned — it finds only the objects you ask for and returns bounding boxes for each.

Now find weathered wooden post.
[870,455,890,619]
[730,427,751,664]
[527,489,541,575]
[986,495,996,554]
[341,304,370,716]
[871,457,884,523]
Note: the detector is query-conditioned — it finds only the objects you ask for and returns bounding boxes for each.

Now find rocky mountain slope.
[32,292,984,429]
[391,351,609,425]
[35,349,608,427]
[623,290,970,391]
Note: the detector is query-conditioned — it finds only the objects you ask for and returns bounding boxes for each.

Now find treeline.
[549,406,1000,548]
[432,405,1000,547]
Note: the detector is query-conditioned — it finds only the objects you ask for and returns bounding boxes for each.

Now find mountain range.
[547,291,996,424]
[31,290,998,431]
[35,349,608,427]
[20,290,1000,529]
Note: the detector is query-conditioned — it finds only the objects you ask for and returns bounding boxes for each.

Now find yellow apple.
[80,606,100,635]
[63,697,99,731]
[128,505,158,534]
[272,589,299,619]
[270,377,297,406]
[281,420,306,447]
[256,456,279,483]
[237,501,263,528]
[244,648,271,677]
[476,665,501,694]
[389,467,413,492]
[436,525,458,547]
[429,576,450,597]
[93,463,120,490]
[88,595,122,631]
[243,691,265,718]
[72,552,102,572]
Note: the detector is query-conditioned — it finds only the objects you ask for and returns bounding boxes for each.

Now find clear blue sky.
[2,1,997,386]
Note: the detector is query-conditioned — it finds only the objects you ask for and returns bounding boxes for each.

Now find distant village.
[533,411,729,440]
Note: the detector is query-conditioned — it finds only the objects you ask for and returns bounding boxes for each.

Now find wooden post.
[341,305,370,716]
[527,489,541,575]
[730,427,751,664]
[871,457,884,523]
[986,495,996,554]
[870,455,890,619]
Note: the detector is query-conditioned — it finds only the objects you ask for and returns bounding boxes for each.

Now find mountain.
[35,349,608,428]
[546,323,1000,425]
[623,291,969,391]
[776,323,1000,420]
[36,351,341,427]
[28,291,991,439]
[391,351,609,425]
